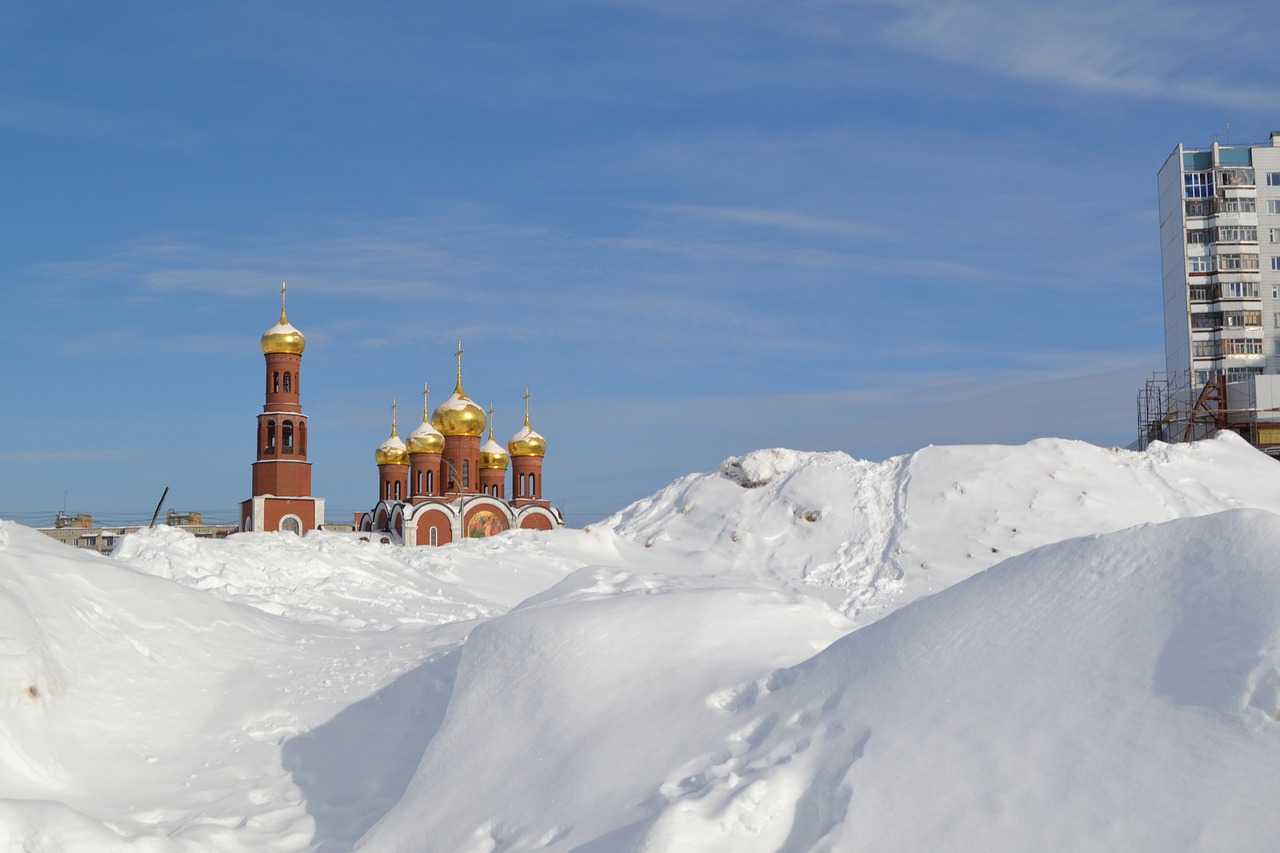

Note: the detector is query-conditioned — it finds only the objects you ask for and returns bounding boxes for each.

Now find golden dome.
[407,384,445,455]
[508,389,546,457]
[375,400,409,465]
[479,409,510,469]
[261,282,306,354]
[430,343,486,437]
[480,436,510,469]
[432,383,487,437]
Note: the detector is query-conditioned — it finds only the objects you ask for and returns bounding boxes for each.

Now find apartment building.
[1144,133,1280,449]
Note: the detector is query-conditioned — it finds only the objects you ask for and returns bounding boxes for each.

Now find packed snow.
[3,433,1280,851]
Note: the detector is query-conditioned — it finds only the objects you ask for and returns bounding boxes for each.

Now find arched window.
[415,470,422,494]
[280,516,301,534]
[429,527,438,546]
[282,420,294,453]
[394,480,401,500]
[266,420,276,453]
[384,481,391,500]
[299,421,307,455]
[426,470,434,494]
[462,460,470,489]
[283,372,291,393]
[273,372,280,393]
[531,473,538,496]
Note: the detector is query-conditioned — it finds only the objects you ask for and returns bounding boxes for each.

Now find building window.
[281,516,301,534]
[1270,200,1280,214]
[1214,226,1257,243]
[1187,256,1213,273]
[283,372,291,393]
[1187,229,1211,244]
[394,480,401,500]
[1217,253,1259,271]
[273,372,280,393]
[1193,340,1223,359]
[1224,338,1263,355]
[1268,172,1280,186]
[426,470,434,493]
[1185,172,1214,198]
[1221,281,1259,299]
[462,460,470,489]
[266,420,276,452]
[282,420,294,453]
[1219,197,1256,214]
[299,421,306,455]
[1220,168,1254,187]
[1223,310,1261,327]
[430,527,438,546]
[1272,257,1280,271]
[1271,229,1280,244]
[1227,366,1265,382]
[1186,199,1212,217]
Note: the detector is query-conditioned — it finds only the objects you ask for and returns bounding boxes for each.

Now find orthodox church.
[240,286,562,545]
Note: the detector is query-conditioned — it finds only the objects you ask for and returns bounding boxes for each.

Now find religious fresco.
[467,510,505,538]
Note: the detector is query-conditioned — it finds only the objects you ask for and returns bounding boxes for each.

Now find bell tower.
[240,283,325,534]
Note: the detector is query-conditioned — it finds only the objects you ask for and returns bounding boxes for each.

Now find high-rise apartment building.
[1145,132,1280,450]
[1159,133,1280,385]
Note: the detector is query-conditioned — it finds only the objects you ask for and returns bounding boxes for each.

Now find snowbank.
[3,435,1280,851]
[358,509,1280,851]
[603,433,1280,623]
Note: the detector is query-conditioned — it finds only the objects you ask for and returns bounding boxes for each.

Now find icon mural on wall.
[467,510,505,538]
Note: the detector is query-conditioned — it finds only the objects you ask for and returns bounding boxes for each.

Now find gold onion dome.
[430,342,486,437]
[261,281,306,354]
[374,400,409,465]
[407,385,445,455]
[508,389,546,458]
[479,409,510,469]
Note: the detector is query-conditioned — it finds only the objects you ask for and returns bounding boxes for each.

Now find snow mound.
[7,434,1280,851]
[603,433,1280,623]
[113,524,590,628]
[633,508,1280,851]
[361,509,1280,851]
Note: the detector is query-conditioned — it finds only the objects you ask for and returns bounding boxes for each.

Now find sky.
[2,0,1279,527]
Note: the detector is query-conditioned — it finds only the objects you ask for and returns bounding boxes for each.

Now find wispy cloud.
[654,205,893,240]
[0,449,137,464]
[608,0,1279,109]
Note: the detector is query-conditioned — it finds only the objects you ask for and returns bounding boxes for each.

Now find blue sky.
[2,0,1278,527]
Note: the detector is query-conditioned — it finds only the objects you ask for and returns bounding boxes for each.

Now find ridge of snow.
[601,433,1280,623]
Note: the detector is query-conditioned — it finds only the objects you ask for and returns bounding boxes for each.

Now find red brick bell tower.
[240,283,325,534]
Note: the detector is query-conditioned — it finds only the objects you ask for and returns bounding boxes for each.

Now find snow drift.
[1,433,1279,851]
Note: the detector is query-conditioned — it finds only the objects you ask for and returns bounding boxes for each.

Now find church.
[240,286,563,545]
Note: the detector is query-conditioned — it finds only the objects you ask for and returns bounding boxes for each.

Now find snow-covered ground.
[3,433,1280,851]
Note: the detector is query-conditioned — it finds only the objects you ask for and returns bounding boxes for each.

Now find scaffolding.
[1136,370,1280,456]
